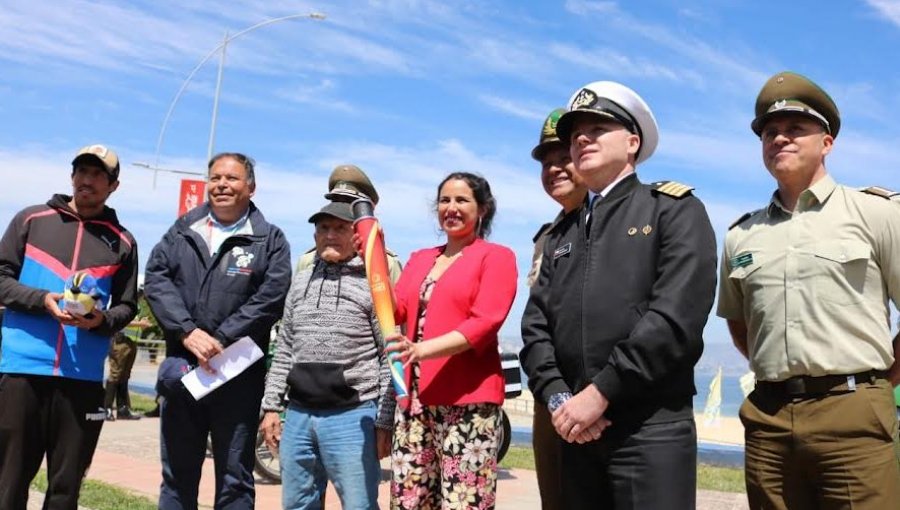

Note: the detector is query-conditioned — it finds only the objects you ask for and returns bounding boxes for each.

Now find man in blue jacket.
[145,152,291,510]
[0,144,139,510]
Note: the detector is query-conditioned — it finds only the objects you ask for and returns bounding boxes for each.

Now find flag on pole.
[178,179,206,217]
[703,366,723,427]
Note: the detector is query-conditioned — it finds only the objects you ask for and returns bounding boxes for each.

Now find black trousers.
[158,359,265,510]
[0,374,105,510]
[561,417,697,510]
[533,402,564,510]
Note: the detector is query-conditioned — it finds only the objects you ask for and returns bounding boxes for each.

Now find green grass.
[499,446,536,470]
[129,392,157,413]
[499,446,746,493]
[697,463,746,493]
[31,469,157,510]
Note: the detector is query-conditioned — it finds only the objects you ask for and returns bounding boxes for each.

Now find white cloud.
[274,79,357,113]
[549,43,704,86]
[564,0,619,16]
[477,95,547,121]
[865,0,900,27]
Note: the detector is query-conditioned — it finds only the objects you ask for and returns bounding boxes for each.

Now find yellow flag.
[703,367,723,426]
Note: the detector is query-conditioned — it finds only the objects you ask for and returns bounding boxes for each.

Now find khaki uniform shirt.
[526,211,567,288]
[717,175,900,381]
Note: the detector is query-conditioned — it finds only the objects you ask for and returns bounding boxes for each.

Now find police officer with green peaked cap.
[325,164,380,205]
[718,71,900,509]
[751,71,841,138]
[526,107,587,510]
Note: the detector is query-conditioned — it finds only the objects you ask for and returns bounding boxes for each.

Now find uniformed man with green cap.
[718,71,900,509]
[524,108,587,510]
[296,164,402,281]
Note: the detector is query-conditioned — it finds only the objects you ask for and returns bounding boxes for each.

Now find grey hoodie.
[261,254,395,429]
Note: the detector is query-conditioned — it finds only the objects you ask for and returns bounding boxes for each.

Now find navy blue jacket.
[521,175,717,425]
[144,202,291,360]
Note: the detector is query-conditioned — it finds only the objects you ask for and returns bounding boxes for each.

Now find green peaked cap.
[531,108,567,161]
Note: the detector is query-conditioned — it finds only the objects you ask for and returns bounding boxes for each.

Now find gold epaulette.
[651,181,694,198]
[860,186,898,199]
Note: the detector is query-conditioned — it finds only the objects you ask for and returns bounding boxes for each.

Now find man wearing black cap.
[525,108,587,510]
[261,202,394,509]
[521,82,717,509]
[718,71,900,508]
[145,152,292,510]
[296,164,402,281]
[0,144,139,509]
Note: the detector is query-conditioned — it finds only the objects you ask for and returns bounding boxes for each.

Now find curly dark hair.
[435,172,497,238]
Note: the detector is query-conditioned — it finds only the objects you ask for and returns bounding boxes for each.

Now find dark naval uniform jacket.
[521,173,717,426]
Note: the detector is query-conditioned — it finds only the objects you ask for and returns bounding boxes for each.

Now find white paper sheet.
[181,336,264,400]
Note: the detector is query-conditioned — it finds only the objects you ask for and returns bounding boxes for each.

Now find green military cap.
[751,71,840,138]
[325,164,380,205]
[530,108,567,161]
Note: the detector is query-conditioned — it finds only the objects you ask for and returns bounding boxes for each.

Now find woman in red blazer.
[386,172,517,510]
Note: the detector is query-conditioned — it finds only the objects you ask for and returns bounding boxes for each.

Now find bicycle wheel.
[254,431,282,483]
[497,409,512,462]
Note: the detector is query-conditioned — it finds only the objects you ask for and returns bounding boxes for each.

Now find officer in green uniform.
[295,164,402,281]
[525,108,587,510]
[522,81,717,510]
[718,71,900,509]
[104,289,149,421]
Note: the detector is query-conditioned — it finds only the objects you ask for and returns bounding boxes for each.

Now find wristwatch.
[547,391,573,413]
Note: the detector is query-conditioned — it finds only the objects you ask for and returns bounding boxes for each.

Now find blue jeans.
[280,400,380,510]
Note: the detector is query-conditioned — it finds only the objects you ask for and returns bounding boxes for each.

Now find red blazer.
[394,238,517,406]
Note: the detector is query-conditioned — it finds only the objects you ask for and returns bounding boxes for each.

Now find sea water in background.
[514,367,748,417]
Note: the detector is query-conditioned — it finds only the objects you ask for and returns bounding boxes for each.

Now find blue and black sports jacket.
[0,194,139,381]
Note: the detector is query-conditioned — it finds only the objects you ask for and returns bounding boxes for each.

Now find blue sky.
[1,0,899,345]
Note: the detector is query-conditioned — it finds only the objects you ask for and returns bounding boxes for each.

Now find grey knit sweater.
[261,254,395,429]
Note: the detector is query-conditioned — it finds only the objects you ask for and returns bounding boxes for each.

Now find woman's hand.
[384,332,423,367]
[351,233,365,258]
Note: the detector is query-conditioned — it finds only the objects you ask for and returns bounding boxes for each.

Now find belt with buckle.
[755,370,887,397]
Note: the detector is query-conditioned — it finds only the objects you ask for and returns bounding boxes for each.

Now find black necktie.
[586,195,599,234]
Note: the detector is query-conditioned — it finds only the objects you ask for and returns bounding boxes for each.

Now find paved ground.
[26,356,749,509]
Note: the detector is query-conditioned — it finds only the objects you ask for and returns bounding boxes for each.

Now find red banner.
[178,179,206,217]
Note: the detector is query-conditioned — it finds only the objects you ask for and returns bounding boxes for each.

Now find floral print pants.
[390,398,501,510]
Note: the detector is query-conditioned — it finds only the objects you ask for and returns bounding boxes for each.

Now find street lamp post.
[151,12,326,185]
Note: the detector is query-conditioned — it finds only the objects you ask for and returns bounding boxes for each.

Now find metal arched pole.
[151,12,326,184]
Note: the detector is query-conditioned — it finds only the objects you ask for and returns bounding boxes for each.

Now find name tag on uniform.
[553,243,572,259]
[730,252,753,269]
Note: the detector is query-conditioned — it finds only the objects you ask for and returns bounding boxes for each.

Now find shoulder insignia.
[532,222,553,243]
[860,186,898,199]
[385,248,397,257]
[651,181,694,198]
[729,211,754,230]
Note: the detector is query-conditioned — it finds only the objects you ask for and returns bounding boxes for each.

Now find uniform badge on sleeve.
[730,252,753,269]
[553,243,572,259]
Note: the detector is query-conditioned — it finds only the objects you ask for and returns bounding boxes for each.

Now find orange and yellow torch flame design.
[353,201,409,399]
